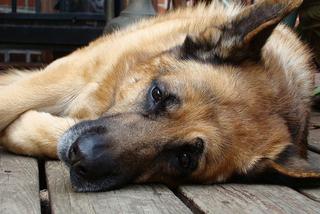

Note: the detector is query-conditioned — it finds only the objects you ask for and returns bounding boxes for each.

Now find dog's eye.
[178,152,191,169]
[176,138,204,171]
[151,86,163,103]
[194,138,204,151]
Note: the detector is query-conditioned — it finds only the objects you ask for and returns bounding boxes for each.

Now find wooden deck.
[1,113,320,214]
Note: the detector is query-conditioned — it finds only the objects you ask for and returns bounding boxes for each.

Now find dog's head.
[58,0,320,192]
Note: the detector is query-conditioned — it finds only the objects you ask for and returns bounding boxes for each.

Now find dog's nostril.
[68,141,82,164]
[68,132,115,180]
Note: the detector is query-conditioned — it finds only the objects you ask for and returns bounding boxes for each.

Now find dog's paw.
[0,110,61,158]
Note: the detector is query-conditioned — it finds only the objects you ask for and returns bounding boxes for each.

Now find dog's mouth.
[68,168,129,192]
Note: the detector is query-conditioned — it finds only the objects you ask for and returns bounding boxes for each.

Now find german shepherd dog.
[0,0,319,192]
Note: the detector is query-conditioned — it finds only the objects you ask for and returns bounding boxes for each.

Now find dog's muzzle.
[57,118,130,192]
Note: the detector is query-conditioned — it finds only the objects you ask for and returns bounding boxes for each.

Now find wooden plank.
[308,151,320,171]
[310,111,320,129]
[308,129,320,152]
[178,183,320,214]
[178,150,320,214]
[297,151,320,202]
[315,73,320,87]
[46,161,192,214]
[0,148,41,214]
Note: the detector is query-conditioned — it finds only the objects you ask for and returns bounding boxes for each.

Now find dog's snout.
[69,132,115,180]
[68,140,82,165]
[68,133,101,164]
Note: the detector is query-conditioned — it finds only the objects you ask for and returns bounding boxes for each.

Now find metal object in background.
[104,0,156,34]
[105,0,115,22]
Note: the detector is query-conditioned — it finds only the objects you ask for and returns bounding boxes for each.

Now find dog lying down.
[0,0,319,192]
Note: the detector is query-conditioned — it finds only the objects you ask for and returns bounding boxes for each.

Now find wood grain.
[178,183,320,214]
[177,150,320,214]
[309,129,320,152]
[46,161,192,214]
[0,149,40,214]
[315,73,320,87]
[310,111,320,129]
[297,151,320,202]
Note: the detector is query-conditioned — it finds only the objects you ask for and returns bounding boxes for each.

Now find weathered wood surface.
[309,129,320,152]
[310,111,320,129]
[177,150,320,214]
[297,151,320,202]
[0,148,40,214]
[2,108,320,214]
[315,73,320,87]
[308,109,320,153]
[177,183,320,214]
[46,161,192,214]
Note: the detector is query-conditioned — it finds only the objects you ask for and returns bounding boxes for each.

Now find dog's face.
[59,56,278,191]
[58,0,320,192]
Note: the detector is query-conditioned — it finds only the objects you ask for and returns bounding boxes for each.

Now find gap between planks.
[174,150,320,214]
[294,151,320,203]
[2,110,320,214]
[0,148,41,214]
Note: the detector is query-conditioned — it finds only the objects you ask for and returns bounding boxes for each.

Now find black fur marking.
[178,3,286,65]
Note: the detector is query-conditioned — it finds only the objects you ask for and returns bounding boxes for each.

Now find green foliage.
[314,86,320,96]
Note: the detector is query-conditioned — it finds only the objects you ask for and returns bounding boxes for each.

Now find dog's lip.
[69,168,127,192]
[71,178,119,192]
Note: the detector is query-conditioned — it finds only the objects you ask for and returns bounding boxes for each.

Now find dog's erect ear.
[181,0,303,63]
[264,145,320,179]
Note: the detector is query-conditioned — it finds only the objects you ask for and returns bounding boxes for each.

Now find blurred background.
[0,0,243,70]
[0,0,318,72]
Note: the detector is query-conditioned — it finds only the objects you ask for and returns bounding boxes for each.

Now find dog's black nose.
[68,133,115,180]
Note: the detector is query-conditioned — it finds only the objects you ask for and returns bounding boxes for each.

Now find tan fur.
[0,0,318,190]
[1,111,78,158]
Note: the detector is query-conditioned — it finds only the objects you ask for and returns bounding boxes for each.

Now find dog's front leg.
[0,65,86,132]
[0,110,78,158]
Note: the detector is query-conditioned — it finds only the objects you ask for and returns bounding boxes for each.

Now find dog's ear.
[180,0,302,63]
[263,145,320,179]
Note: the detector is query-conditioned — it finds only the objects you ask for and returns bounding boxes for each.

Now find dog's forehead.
[156,59,241,98]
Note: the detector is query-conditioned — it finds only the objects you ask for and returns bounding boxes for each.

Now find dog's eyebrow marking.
[130,77,140,83]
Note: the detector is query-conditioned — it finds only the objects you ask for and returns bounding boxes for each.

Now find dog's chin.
[69,169,127,192]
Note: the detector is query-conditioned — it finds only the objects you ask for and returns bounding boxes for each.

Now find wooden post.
[105,0,115,22]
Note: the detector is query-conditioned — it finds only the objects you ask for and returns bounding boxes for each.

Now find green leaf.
[314,86,320,96]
